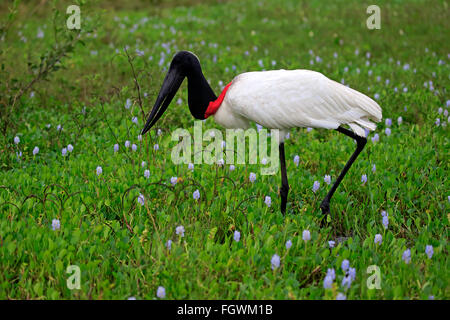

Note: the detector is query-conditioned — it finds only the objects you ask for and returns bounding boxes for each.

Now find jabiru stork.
[142,51,382,217]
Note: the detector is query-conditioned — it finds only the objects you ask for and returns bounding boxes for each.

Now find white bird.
[142,51,382,218]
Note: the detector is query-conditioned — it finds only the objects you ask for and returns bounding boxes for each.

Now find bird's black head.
[142,51,211,135]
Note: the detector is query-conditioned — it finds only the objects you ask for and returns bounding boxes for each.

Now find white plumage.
[213,69,382,138]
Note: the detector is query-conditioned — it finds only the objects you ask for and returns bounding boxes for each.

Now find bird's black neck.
[186,65,217,120]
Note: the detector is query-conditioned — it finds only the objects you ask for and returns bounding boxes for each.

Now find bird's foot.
[320,200,330,215]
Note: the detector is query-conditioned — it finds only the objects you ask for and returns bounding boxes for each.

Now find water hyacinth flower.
[175,225,185,237]
[382,215,389,229]
[341,259,350,271]
[323,275,333,289]
[312,181,320,193]
[229,165,235,171]
[166,239,172,250]
[371,133,379,143]
[67,144,73,152]
[328,240,335,248]
[14,136,20,144]
[402,249,411,264]
[132,144,137,152]
[137,134,142,141]
[293,155,300,167]
[154,144,159,151]
[125,140,130,148]
[336,293,346,300]
[156,286,166,299]
[264,196,271,207]
[62,148,68,157]
[51,219,60,230]
[327,268,336,280]
[271,254,280,270]
[435,118,440,126]
[127,296,136,300]
[114,143,119,153]
[57,124,62,131]
[385,118,392,127]
[170,177,178,186]
[285,240,292,249]
[233,230,240,242]
[249,172,256,183]
[324,175,331,185]
[33,146,39,155]
[125,98,132,109]
[374,234,382,245]
[398,116,403,125]
[425,245,433,259]
[302,230,311,241]
[96,166,102,176]
[341,275,352,289]
[348,267,356,281]
[385,128,391,136]
[361,174,367,185]
[188,163,194,170]
[141,161,146,168]
[144,170,150,179]
[137,193,145,206]
[157,129,162,136]
[372,164,376,173]
[132,117,138,125]
[193,189,200,200]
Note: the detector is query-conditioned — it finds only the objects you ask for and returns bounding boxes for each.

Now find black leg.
[320,126,367,215]
[279,142,289,214]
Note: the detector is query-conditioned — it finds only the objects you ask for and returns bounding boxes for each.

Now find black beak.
[141,66,184,135]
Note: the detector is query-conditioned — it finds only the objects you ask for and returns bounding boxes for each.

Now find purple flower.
[341,275,352,289]
[114,144,119,153]
[323,275,333,289]
[371,133,379,143]
[166,240,172,250]
[131,144,137,152]
[61,148,67,157]
[132,117,138,125]
[402,249,411,264]
[293,155,300,167]
[170,177,177,186]
[374,234,382,245]
[326,268,336,280]
[249,172,256,183]
[382,215,389,229]
[193,189,200,200]
[425,245,433,259]
[336,293,346,300]
[361,174,367,185]
[264,196,271,207]
[96,166,102,176]
[125,99,131,109]
[435,118,440,126]
[302,230,311,241]
[14,136,20,144]
[398,116,403,125]
[385,128,391,136]
[328,240,335,248]
[51,219,60,231]
[324,175,331,185]
[233,230,240,242]
[341,259,350,271]
[33,146,39,155]
[188,163,194,171]
[154,144,159,151]
[348,267,356,281]
[385,118,392,127]
[156,286,166,299]
[125,140,130,148]
[229,165,235,171]
[137,193,145,206]
[175,225,185,237]
[312,181,320,193]
[67,144,73,152]
[285,240,292,249]
[372,164,376,173]
[271,254,280,270]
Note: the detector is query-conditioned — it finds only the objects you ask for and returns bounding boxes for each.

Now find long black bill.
[141,67,184,135]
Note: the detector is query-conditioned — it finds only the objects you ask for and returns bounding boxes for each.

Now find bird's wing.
[226,69,382,137]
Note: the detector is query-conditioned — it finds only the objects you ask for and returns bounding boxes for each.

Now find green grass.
[0,0,449,299]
